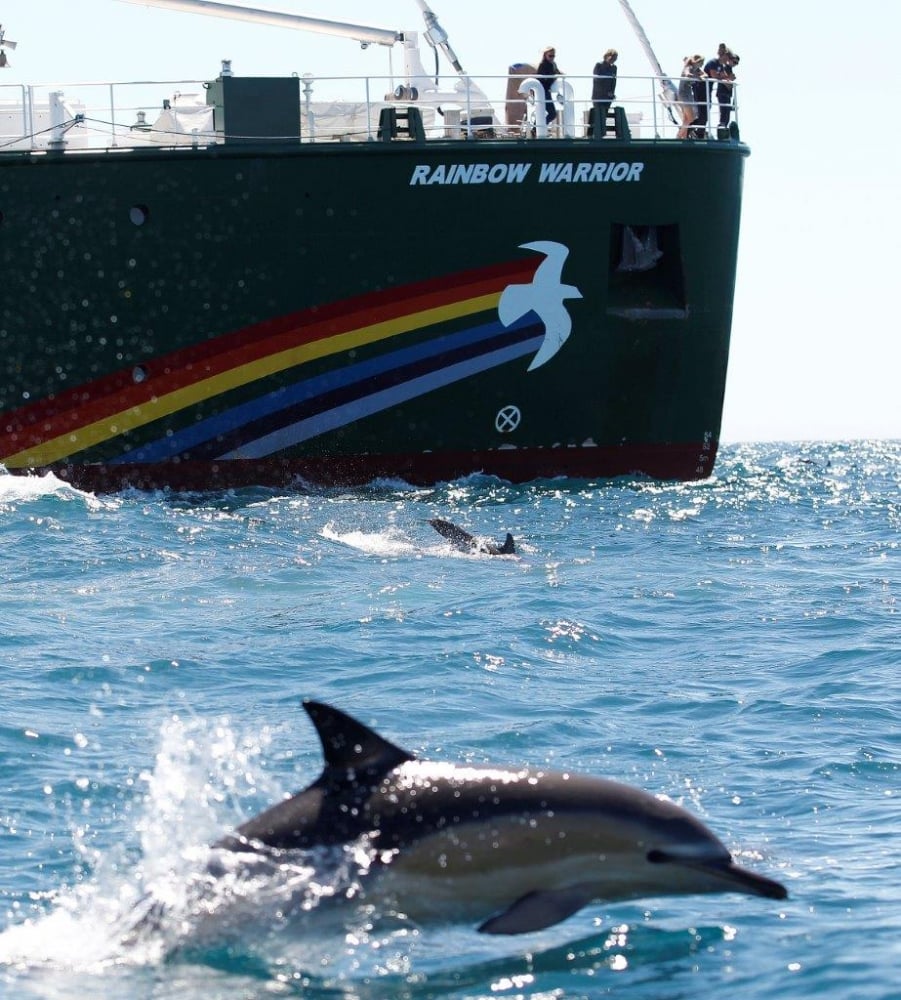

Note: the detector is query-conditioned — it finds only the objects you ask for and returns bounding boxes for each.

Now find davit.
[216,701,787,935]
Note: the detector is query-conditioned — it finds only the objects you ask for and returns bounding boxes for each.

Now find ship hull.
[0,136,747,490]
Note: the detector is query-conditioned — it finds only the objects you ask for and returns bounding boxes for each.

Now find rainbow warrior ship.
[0,0,748,491]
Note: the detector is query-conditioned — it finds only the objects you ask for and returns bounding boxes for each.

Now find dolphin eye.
[646,849,670,864]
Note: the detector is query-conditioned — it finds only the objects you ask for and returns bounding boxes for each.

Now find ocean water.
[0,440,898,1000]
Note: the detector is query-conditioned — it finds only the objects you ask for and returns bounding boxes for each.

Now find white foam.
[321,523,419,557]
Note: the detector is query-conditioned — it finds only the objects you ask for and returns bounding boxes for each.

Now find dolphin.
[428,517,515,555]
[215,701,787,935]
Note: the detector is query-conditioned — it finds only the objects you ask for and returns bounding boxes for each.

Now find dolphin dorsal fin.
[304,700,414,776]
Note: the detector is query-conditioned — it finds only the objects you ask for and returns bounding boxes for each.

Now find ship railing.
[0,74,739,152]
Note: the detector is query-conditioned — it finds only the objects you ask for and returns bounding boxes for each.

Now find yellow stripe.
[5,292,501,467]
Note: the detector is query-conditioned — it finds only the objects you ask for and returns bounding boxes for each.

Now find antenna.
[414,0,464,74]
[0,24,18,68]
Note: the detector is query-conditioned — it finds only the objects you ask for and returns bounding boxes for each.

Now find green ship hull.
[0,101,747,490]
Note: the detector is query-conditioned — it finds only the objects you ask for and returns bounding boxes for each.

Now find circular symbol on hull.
[495,405,521,433]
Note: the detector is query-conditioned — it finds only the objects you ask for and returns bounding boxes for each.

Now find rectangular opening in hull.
[606,223,687,319]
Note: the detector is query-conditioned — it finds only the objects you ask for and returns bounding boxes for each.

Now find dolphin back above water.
[215,701,787,935]
[428,518,515,555]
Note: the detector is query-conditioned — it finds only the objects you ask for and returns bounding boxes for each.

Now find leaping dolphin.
[215,701,787,935]
[428,517,515,555]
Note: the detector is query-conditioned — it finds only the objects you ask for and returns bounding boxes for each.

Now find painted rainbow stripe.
[116,313,544,463]
[1,257,540,468]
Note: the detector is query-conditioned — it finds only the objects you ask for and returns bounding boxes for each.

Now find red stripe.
[39,440,720,492]
[1,258,537,453]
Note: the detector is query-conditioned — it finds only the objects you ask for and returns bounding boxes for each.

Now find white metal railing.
[0,73,739,152]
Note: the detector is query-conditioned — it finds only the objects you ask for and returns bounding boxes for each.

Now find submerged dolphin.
[216,701,787,935]
[428,517,515,556]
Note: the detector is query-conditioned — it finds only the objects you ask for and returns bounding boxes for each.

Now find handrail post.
[48,91,67,150]
[24,85,34,150]
[465,75,472,137]
[558,79,575,138]
[109,83,118,147]
[301,73,315,142]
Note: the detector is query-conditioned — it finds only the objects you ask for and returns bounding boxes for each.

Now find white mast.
[615,0,679,118]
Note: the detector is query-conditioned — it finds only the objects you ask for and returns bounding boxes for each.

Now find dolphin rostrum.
[215,701,787,935]
[428,517,515,555]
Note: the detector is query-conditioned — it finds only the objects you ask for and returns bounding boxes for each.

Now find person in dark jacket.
[717,50,739,127]
[702,45,728,133]
[536,46,560,125]
[590,48,618,137]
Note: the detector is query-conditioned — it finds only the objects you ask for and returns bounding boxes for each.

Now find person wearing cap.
[537,45,561,125]
[677,54,705,139]
[716,50,739,127]
[589,48,618,137]
[701,46,727,135]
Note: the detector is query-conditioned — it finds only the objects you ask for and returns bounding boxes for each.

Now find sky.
[1,0,898,443]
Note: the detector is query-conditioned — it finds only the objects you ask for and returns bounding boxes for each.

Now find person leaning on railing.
[703,43,740,133]
[717,50,739,128]
[703,45,728,126]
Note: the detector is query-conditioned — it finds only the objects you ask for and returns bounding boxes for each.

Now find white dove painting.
[498,241,583,371]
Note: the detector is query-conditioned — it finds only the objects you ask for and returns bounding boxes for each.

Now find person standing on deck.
[691,54,712,137]
[590,48,618,137]
[677,54,705,139]
[537,45,561,125]
[717,50,739,127]
[703,44,729,133]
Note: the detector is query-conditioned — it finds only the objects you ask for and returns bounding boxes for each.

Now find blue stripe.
[217,337,543,460]
[113,315,537,464]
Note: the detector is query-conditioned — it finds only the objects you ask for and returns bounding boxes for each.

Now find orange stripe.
[1,268,530,458]
[4,291,501,467]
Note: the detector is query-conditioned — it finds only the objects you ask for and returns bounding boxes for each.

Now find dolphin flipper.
[477,885,597,935]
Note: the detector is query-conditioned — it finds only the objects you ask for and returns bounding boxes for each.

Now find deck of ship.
[0,71,740,153]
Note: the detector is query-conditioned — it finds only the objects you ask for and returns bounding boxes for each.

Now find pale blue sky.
[1,0,898,442]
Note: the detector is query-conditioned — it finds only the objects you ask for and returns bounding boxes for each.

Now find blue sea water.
[0,440,898,999]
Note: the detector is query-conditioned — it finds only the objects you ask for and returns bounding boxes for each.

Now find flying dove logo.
[498,241,582,371]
